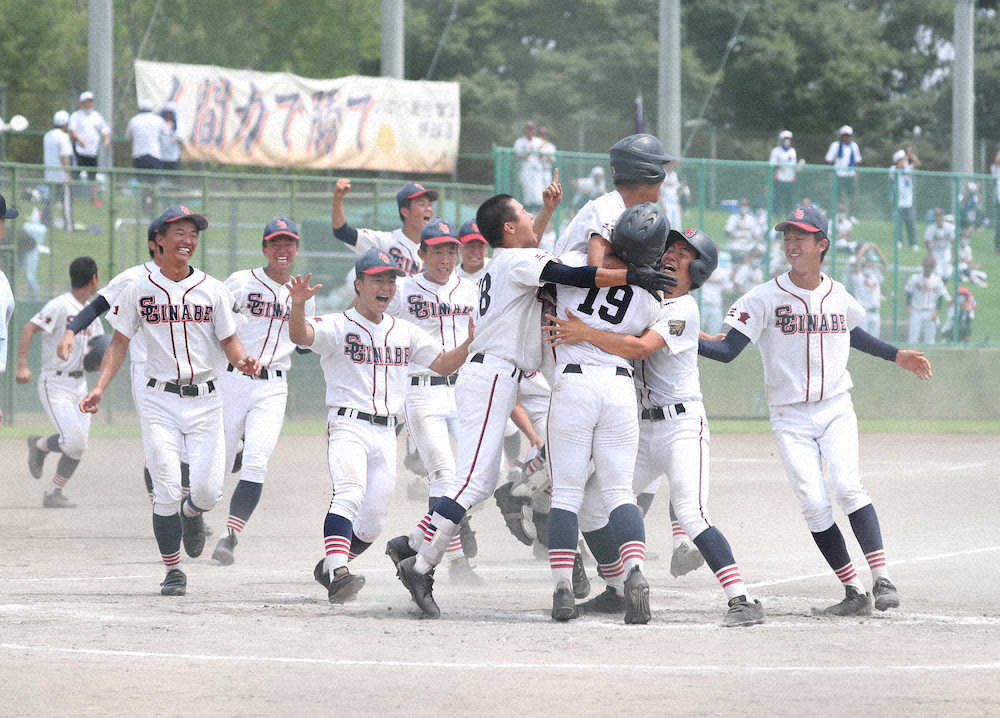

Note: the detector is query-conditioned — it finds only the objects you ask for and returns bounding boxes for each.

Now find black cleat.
[723,596,766,627]
[42,489,76,508]
[212,533,237,565]
[571,552,591,599]
[180,510,207,558]
[160,568,187,596]
[818,586,873,617]
[385,535,417,569]
[448,556,486,586]
[551,581,579,621]
[577,586,626,614]
[314,558,330,589]
[623,566,651,625]
[27,435,46,479]
[396,556,440,618]
[458,514,478,558]
[328,566,366,604]
[872,577,900,611]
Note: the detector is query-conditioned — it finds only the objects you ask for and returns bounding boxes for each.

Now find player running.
[699,206,932,616]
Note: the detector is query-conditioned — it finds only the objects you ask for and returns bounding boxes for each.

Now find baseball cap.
[137,99,154,112]
[396,182,439,208]
[53,110,70,127]
[892,149,906,163]
[263,216,300,242]
[80,91,95,103]
[838,125,853,136]
[0,193,18,220]
[524,120,536,129]
[921,256,936,268]
[147,216,163,243]
[775,206,829,237]
[459,220,487,244]
[355,248,404,276]
[157,204,208,231]
[779,130,793,140]
[420,217,459,246]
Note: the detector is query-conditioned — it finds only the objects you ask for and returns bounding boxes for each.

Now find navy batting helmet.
[609,133,677,184]
[666,227,718,289]
[610,202,670,268]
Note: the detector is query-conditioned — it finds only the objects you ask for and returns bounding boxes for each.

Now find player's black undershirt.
[68,295,110,333]
[539,261,597,288]
[333,222,359,246]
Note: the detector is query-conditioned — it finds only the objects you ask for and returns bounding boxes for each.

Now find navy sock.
[503,432,522,461]
[143,466,153,494]
[180,462,190,489]
[152,513,183,556]
[532,510,549,547]
[547,508,578,551]
[324,513,353,540]
[55,455,80,479]
[811,523,853,571]
[609,503,645,546]
[428,496,439,512]
[228,480,263,522]
[349,533,372,558]
[692,526,734,573]
[431,496,467,525]
[46,434,61,453]
[636,492,655,517]
[582,522,620,565]
[847,504,884,555]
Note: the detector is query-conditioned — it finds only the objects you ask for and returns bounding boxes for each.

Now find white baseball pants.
[220,371,288,485]
[403,383,459,497]
[37,370,90,459]
[908,309,937,344]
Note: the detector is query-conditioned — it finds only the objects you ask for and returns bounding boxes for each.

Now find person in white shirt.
[42,110,74,229]
[849,244,887,337]
[957,232,988,287]
[769,130,797,217]
[16,257,102,508]
[824,125,861,219]
[68,90,110,208]
[159,103,182,171]
[905,257,950,344]
[924,208,955,280]
[991,149,1000,255]
[659,166,683,230]
[513,121,545,210]
[724,198,763,255]
[0,193,17,429]
[537,126,556,186]
[125,99,167,170]
[889,147,920,249]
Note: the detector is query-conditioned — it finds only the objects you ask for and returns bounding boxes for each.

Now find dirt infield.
[1,432,998,717]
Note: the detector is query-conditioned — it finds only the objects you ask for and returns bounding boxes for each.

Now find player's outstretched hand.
[79,387,103,414]
[333,178,352,199]
[286,273,323,305]
[57,329,75,361]
[15,366,32,384]
[234,355,261,377]
[543,309,589,346]
[542,168,562,209]
[626,264,676,298]
[896,349,932,380]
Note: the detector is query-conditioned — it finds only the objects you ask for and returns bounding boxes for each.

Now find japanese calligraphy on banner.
[135,60,460,172]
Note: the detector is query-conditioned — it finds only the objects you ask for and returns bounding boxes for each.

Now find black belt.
[470,353,484,363]
[228,363,283,380]
[55,370,84,378]
[411,374,458,387]
[563,363,631,378]
[641,404,685,421]
[147,378,216,397]
[337,407,392,426]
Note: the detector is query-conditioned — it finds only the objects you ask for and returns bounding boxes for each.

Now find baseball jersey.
[99,261,157,363]
[554,190,625,256]
[306,307,441,416]
[31,292,104,372]
[109,267,237,385]
[851,269,883,310]
[455,258,490,287]
[469,246,556,371]
[226,268,314,372]
[351,227,422,276]
[42,128,73,182]
[68,109,109,157]
[925,223,954,257]
[889,163,914,208]
[660,171,681,206]
[0,269,14,373]
[699,266,731,307]
[551,250,660,370]
[634,293,702,408]
[387,273,476,376]
[724,273,865,407]
[769,144,797,182]
[825,140,861,177]
[125,111,167,159]
[904,272,950,311]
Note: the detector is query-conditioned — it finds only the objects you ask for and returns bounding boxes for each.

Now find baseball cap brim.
[774,220,823,234]
[360,266,405,276]
[163,213,208,231]
[423,235,460,246]
[460,232,487,244]
[404,188,439,203]
[263,230,300,242]
[1,207,19,220]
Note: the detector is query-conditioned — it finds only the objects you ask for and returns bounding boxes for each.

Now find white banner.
[135,60,460,173]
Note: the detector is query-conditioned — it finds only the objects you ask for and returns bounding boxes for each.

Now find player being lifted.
[211,217,315,565]
[81,205,261,597]
[699,205,932,616]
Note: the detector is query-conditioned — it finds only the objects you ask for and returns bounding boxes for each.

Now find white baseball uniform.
[455,258,490,288]
[31,292,103,459]
[98,261,155,413]
[221,268,315,485]
[0,269,14,374]
[348,227,423,276]
[904,271,950,345]
[851,268,883,337]
[554,190,624,256]
[698,264,732,334]
[659,171,682,230]
[724,272,872,532]
[514,134,545,208]
[924,223,955,279]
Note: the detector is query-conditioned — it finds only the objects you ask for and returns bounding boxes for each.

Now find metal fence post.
[290,176,297,220]
[952,174,962,343]
[891,170,900,343]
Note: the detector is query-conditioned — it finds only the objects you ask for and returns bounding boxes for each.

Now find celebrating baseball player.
[905,257,950,345]
[16,256,102,507]
[546,227,765,627]
[80,205,261,597]
[385,183,674,620]
[455,220,490,285]
[700,205,932,616]
[211,217,315,565]
[287,249,472,604]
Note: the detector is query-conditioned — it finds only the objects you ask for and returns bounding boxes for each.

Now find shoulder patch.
[667,319,686,336]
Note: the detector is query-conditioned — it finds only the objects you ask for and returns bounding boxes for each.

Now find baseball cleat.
[313,558,330,589]
[180,510,207,558]
[872,577,900,611]
[723,596,766,627]
[385,534,417,569]
[27,435,46,479]
[817,586,873,617]
[577,586,626,614]
[396,555,440,618]
[211,533,237,566]
[571,553,591,599]
[623,566,651,625]
[669,539,705,577]
[448,556,486,586]
[551,580,579,621]
[328,566,366,604]
[160,568,187,596]
[231,447,243,474]
[532,540,548,560]
[458,514,478,558]
[42,489,76,508]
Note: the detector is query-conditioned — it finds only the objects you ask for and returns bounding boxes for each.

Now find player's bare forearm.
[220,334,261,376]
[288,302,314,346]
[895,349,933,380]
[15,322,40,382]
[429,343,470,378]
[510,404,543,447]
[331,178,351,229]
[543,309,662,359]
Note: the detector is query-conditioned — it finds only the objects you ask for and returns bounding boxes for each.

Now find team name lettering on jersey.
[389,247,419,275]
[343,333,412,366]
[246,292,287,319]
[405,294,475,321]
[139,296,214,324]
[774,306,848,335]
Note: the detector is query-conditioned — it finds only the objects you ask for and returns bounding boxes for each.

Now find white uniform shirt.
[925,222,955,268]
[904,272,950,311]
[0,269,14,373]
[699,266,731,307]
[160,121,182,162]
[455,258,490,287]
[660,171,681,206]
[513,135,543,170]
[852,268,883,311]
[555,190,625,256]
[125,111,167,159]
[889,162,914,208]
[68,108,109,157]
[725,213,761,248]
[31,292,104,372]
[100,261,157,363]
[551,250,660,370]
[732,262,764,295]
[387,273,476,376]
[306,307,441,416]
[725,273,865,406]
[226,268,315,372]
[468,246,555,371]
[635,294,702,407]
[825,140,861,177]
[769,144,798,183]
[350,227,422,276]
[43,128,73,182]
[110,267,237,385]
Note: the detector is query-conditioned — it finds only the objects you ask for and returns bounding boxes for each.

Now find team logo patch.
[793,208,805,219]
[275,218,287,228]
[438,222,449,233]
[179,205,192,215]
[684,228,697,238]
[377,251,392,264]
[668,320,686,336]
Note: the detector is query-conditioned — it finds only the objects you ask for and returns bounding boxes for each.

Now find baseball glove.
[493,482,535,546]
[83,334,112,372]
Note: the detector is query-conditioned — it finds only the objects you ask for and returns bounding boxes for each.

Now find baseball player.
[385,187,674,620]
[699,205,932,616]
[850,245,887,338]
[455,220,490,285]
[385,217,483,584]
[0,193,17,428]
[332,179,438,276]
[80,205,261,597]
[16,257,102,507]
[905,257,950,345]
[211,217,315,565]
[924,209,955,280]
[546,227,765,626]
[287,249,472,604]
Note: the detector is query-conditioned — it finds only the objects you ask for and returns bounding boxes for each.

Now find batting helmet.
[610,202,670,268]
[609,133,677,184]
[666,227,718,290]
[83,334,112,372]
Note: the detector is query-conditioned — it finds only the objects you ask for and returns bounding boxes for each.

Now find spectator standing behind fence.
[513,121,544,211]
[959,181,983,231]
[42,111,73,230]
[941,287,975,343]
[825,125,861,220]
[699,256,732,335]
[769,130,797,217]
[159,103,182,171]
[725,198,763,255]
[991,150,1000,254]
[125,99,166,172]
[924,208,955,280]
[905,257,950,345]
[659,163,684,229]
[537,126,556,186]
[68,91,110,209]
[889,147,920,250]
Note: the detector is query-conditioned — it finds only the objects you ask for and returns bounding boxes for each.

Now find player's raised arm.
[532,168,562,240]
[287,273,323,346]
[331,178,358,246]
[79,330,130,413]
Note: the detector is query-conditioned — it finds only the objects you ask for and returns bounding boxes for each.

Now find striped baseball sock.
[547,508,579,588]
[848,504,891,582]
[429,497,464,561]
[619,541,647,573]
[583,523,625,592]
[668,503,689,549]
[714,565,747,601]
[414,497,465,574]
[609,503,647,573]
[596,558,626,592]
[348,533,371,562]
[46,473,69,496]
[813,523,865,592]
[152,513,183,570]
[693,526,749,601]
[323,513,353,572]
[864,549,889,581]
[226,480,263,536]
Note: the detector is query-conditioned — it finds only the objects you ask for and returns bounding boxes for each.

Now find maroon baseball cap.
[396,182,439,208]
[158,204,208,231]
[774,206,828,237]
[459,220,487,244]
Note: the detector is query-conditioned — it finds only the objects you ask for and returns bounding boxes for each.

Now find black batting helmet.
[610,202,670,268]
[666,227,718,289]
[609,133,677,184]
